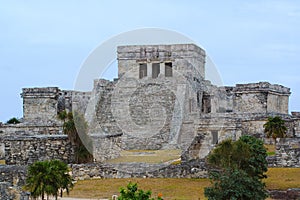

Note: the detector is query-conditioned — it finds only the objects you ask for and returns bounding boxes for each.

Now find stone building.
[1,43,300,164]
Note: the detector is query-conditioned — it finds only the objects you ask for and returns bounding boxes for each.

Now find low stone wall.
[269,188,300,200]
[0,123,62,136]
[1,135,75,165]
[0,165,27,186]
[0,182,30,200]
[71,159,208,180]
[268,138,300,167]
[0,165,30,199]
[92,134,122,162]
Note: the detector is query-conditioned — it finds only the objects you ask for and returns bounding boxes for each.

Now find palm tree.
[263,116,287,145]
[50,160,73,199]
[25,161,48,199]
[25,160,73,200]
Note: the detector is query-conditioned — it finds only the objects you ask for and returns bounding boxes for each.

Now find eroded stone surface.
[0,43,299,166]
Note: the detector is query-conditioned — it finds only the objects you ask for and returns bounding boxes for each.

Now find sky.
[0,0,299,122]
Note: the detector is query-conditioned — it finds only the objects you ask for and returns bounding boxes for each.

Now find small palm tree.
[50,159,74,198]
[25,160,73,200]
[263,116,287,145]
[25,161,48,199]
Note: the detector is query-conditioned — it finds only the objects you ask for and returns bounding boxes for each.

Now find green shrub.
[118,182,163,200]
[6,117,20,124]
[205,135,268,200]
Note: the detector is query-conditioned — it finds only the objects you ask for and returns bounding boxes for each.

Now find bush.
[205,135,268,200]
[6,117,20,124]
[118,182,163,200]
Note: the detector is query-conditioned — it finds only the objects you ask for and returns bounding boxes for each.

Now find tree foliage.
[57,110,93,163]
[205,135,268,200]
[118,182,163,200]
[6,117,20,124]
[263,116,287,144]
[25,160,73,200]
[205,169,268,200]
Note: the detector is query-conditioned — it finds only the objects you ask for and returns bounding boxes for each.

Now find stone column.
[147,62,152,78]
[160,62,165,76]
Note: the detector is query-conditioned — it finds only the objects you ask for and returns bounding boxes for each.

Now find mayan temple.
[0,45,299,199]
[1,44,299,164]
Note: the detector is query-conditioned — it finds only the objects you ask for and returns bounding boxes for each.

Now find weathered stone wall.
[92,134,122,162]
[0,182,30,200]
[87,80,122,136]
[1,135,75,165]
[0,143,4,159]
[71,90,92,115]
[0,166,29,200]
[291,112,300,137]
[117,44,206,80]
[192,113,300,164]
[71,159,208,180]
[87,73,204,151]
[0,165,27,186]
[0,124,62,136]
[269,188,300,200]
[21,87,60,123]
[21,87,91,125]
[268,138,300,167]
[231,82,290,114]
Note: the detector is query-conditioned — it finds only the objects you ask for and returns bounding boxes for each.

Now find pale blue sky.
[0,0,299,122]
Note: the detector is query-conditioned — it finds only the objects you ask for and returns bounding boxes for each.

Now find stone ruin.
[0,43,299,165]
[1,43,300,199]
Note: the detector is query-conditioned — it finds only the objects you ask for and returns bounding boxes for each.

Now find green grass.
[267,152,276,156]
[66,168,300,199]
[67,178,209,200]
[105,149,181,164]
[265,168,300,190]
[265,144,276,156]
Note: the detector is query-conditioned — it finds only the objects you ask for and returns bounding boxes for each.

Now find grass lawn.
[67,168,300,200]
[105,149,181,164]
[265,168,300,190]
[67,178,210,200]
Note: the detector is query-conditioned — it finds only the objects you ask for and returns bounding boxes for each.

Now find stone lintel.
[117,43,206,60]
[0,135,68,141]
[21,87,60,98]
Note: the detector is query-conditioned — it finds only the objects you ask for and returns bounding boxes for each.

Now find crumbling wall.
[71,159,208,180]
[233,82,290,114]
[92,134,122,162]
[0,182,30,200]
[87,73,202,151]
[291,112,300,138]
[21,87,92,125]
[1,135,75,165]
[21,87,60,123]
[0,124,62,136]
[209,82,290,116]
[71,90,92,115]
[0,165,27,186]
[0,166,29,200]
[271,138,300,167]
